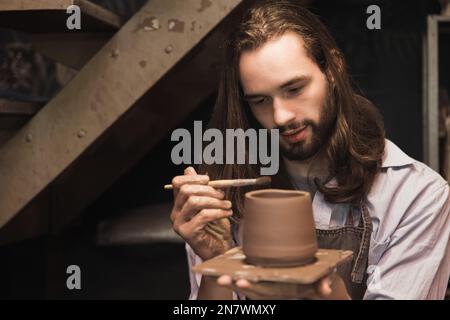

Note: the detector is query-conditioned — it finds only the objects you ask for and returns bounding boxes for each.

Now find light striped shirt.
[186,139,450,299]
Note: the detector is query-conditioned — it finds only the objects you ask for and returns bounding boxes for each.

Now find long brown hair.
[199,0,385,219]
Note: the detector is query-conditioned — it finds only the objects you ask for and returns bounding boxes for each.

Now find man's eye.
[287,87,301,95]
[250,98,266,105]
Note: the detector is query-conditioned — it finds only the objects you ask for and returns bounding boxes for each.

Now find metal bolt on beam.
[110,49,120,58]
[165,45,173,54]
[77,130,86,138]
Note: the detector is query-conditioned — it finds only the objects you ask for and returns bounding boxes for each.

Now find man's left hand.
[216,271,351,300]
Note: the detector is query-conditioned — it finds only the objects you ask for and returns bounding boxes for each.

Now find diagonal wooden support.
[49,31,226,233]
[0,0,244,232]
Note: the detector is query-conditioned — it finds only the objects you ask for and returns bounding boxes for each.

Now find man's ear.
[327,49,344,86]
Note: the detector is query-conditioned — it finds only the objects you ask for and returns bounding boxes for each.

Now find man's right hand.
[170,167,233,261]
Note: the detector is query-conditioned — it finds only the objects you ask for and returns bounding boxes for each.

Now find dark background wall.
[312,0,441,161]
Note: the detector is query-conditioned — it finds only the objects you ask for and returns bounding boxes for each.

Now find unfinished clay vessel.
[243,189,317,267]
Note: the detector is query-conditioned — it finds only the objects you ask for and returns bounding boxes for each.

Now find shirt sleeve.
[185,242,242,300]
[364,182,450,299]
[185,242,203,300]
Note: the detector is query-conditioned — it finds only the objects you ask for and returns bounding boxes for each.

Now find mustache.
[276,120,316,134]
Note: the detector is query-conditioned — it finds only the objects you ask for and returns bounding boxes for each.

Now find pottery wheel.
[192,247,353,285]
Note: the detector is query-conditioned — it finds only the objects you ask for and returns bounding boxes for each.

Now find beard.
[277,91,337,161]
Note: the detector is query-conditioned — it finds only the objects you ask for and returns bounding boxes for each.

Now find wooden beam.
[0,0,122,33]
[31,32,113,70]
[0,99,43,116]
[443,3,450,16]
[0,0,244,230]
[49,25,236,231]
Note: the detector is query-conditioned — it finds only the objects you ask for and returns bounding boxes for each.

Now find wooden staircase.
[0,0,246,245]
[0,0,122,69]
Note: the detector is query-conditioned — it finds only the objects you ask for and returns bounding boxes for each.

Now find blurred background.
[0,0,448,299]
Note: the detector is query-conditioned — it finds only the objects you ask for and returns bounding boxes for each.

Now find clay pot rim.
[245,188,310,201]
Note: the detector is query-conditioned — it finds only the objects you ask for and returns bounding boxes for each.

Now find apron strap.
[345,204,355,227]
[350,200,373,283]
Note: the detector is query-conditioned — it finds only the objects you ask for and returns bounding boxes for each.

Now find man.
[170,0,450,299]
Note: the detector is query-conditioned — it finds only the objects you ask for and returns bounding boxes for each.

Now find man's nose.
[273,97,296,127]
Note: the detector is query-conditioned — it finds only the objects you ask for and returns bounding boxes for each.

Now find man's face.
[239,31,336,161]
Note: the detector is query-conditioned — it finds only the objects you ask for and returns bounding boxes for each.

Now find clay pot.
[243,189,317,267]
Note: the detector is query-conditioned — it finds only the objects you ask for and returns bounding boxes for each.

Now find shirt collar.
[381,139,415,168]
